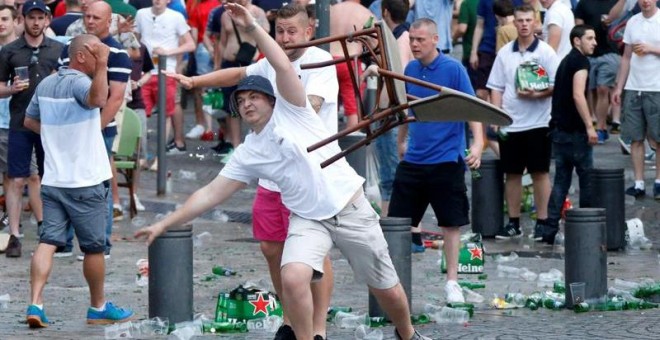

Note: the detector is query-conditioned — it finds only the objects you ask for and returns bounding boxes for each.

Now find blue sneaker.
[597,130,609,144]
[26,305,49,328]
[411,243,426,253]
[86,302,134,325]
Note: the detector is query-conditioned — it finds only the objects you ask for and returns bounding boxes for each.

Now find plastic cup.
[15,66,28,81]
[570,282,586,304]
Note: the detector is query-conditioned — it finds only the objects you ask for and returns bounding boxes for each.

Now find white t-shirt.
[542,1,575,59]
[622,10,660,91]
[220,97,364,220]
[487,39,560,132]
[247,46,339,192]
[135,8,190,74]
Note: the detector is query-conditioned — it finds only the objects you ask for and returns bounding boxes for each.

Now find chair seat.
[115,160,136,169]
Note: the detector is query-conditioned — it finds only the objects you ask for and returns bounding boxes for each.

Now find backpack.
[607,3,640,53]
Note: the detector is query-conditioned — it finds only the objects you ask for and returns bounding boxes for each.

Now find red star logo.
[535,66,547,78]
[468,246,483,260]
[249,292,270,316]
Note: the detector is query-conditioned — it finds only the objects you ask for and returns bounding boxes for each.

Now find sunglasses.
[30,47,39,66]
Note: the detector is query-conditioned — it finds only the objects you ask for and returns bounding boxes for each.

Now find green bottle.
[202,90,214,115]
[410,313,431,325]
[478,274,488,280]
[369,316,388,327]
[212,89,224,110]
[553,282,565,294]
[595,298,625,311]
[446,303,474,317]
[326,306,352,322]
[212,266,237,276]
[465,149,482,180]
[573,302,590,313]
[363,16,374,29]
[458,281,486,290]
[633,284,660,299]
[202,321,247,334]
[542,297,565,310]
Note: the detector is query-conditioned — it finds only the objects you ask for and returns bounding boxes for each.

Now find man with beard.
[0,0,63,258]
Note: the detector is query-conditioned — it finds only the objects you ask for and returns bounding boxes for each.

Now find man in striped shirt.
[57,0,131,259]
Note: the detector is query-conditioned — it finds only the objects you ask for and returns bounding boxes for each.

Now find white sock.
[113,204,122,210]
[655,179,660,185]
[90,301,106,312]
[32,304,43,310]
[635,181,645,190]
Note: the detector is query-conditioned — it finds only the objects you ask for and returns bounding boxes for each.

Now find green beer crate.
[214,285,283,323]
[440,234,485,274]
[515,61,550,92]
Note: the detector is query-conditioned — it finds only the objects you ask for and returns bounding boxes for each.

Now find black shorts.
[499,127,551,174]
[475,52,496,91]
[221,59,241,114]
[388,160,469,227]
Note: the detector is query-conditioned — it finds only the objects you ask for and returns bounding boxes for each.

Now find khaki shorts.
[281,194,400,290]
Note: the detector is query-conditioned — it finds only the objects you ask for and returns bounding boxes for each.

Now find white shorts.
[281,194,400,290]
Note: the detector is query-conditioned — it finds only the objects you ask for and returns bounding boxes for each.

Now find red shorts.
[142,76,177,117]
[252,185,291,242]
[334,56,363,116]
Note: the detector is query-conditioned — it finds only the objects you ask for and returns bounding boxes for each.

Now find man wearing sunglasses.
[0,0,63,258]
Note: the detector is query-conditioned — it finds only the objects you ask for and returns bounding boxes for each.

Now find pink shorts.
[252,186,291,242]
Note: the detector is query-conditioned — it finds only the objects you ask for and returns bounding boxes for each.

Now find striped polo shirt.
[58,35,132,137]
[25,68,112,188]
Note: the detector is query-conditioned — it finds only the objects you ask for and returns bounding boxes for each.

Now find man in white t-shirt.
[540,0,574,58]
[613,0,660,199]
[166,4,341,340]
[138,4,430,340]
[487,4,559,241]
[134,0,195,153]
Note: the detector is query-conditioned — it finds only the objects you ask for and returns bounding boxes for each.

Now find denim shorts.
[40,184,108,254]
[588,53,620,90]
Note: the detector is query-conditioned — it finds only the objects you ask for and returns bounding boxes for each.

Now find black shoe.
[625,185,646,198]
[5,234,21,257]
[211,141,234,155]
[273,324,296,340]
[495,222,522,240]
[166,143,187,155]
[166,139,175,149]
[313,336,325,340]
[542,232,557,245]
[532,223,543,241]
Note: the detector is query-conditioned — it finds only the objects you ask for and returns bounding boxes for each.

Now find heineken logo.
[535,66,547,79]
[458,263,484,273]
[249,292,270,316]
[468,245,483,260]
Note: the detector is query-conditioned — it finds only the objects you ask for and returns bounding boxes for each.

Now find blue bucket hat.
[229,75,276,117]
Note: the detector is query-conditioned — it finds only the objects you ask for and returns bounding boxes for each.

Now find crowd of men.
[0,0,658,339]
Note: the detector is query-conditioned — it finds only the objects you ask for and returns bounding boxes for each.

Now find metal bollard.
[564,208,607,309]
[338,132,367,180]
[471,158,504,237]
[156,56,167,196]
[584,168,625,250]
[148,224,193,324]
[369,217,412,319]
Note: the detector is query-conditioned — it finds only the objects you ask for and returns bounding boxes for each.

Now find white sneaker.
[54,250,73,258]
[133,194,145,211]
[185,124,205,139]
[445,280,465,303]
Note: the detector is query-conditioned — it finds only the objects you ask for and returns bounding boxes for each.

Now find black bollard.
[564,209,607,309]
[149,224,193,324]
[369,217,412,319]
[471,159,504,237]
[585,168,626,250]
[338,132,367,180]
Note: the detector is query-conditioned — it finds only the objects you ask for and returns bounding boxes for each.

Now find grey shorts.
[588,53,620,90]
[281,194,400,290]
[0,128,8,173]
[621,90,660,142]
[40,184,108,254]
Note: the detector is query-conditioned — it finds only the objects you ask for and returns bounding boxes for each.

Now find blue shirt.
[404,51,475,165]
[477,0,524,54]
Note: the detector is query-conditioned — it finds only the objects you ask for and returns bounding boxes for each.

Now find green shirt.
[104,0,137,18]
[458,0,479,61]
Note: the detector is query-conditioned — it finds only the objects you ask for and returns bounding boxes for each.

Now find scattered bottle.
[504,293,527,308]
[212,266,237,276]
[0,293,10,310]
[553,281,566,294]
[327,306,352,322]
[410,313,431,325]
[542,292,566,310]
[478,274,488,280]
[431,306,470,324]
[573,302,591,313]
[446,302,474,317]
[462,287,485,304]
[333,311,369,329]
[135,259,149,287]
[355,324,383,340]
[202,321,247,334]
[494,252,519,263]
[465,149,482,180]
[458,280,486,290]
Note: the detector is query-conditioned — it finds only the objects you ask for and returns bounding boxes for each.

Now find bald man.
[24,34,135,328]
[57,0,132,259]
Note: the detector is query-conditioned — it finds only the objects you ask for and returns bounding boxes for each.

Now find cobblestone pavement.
[0,112,658,339]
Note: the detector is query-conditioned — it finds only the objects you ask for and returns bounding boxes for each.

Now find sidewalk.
[0,112,658,339]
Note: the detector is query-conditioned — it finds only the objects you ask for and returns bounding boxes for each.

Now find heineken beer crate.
[215,285,283,323]
[515,61,550,92]
[440,233,485,274]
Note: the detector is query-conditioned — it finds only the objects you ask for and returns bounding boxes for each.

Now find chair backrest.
[115,108,141,159]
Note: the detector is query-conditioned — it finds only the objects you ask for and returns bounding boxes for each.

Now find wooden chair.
[114,108,141,218]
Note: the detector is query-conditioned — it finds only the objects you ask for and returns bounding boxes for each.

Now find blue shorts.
[40,184,109,254]
[8,129,43,178]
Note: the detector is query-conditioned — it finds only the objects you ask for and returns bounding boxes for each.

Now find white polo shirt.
[542,1,574,59]
[220,97,364,220]
[622,10,660,92]
[487,38,560,132]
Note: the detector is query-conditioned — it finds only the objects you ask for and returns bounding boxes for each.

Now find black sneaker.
[6,234,21,257]
[625,185,646,198]
[532,222,544,242]
[211,141,234,155]
[542,231,557,245]
[273,324,296,340]
[166,143,187,155]
[495,222,522,240]
[610,123,620,134]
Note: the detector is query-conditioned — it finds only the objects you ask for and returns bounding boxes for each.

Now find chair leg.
[127,170,137,219]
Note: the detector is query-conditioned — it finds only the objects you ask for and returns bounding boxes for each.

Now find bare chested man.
[217,0,268,150]
[330,0,373,128]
